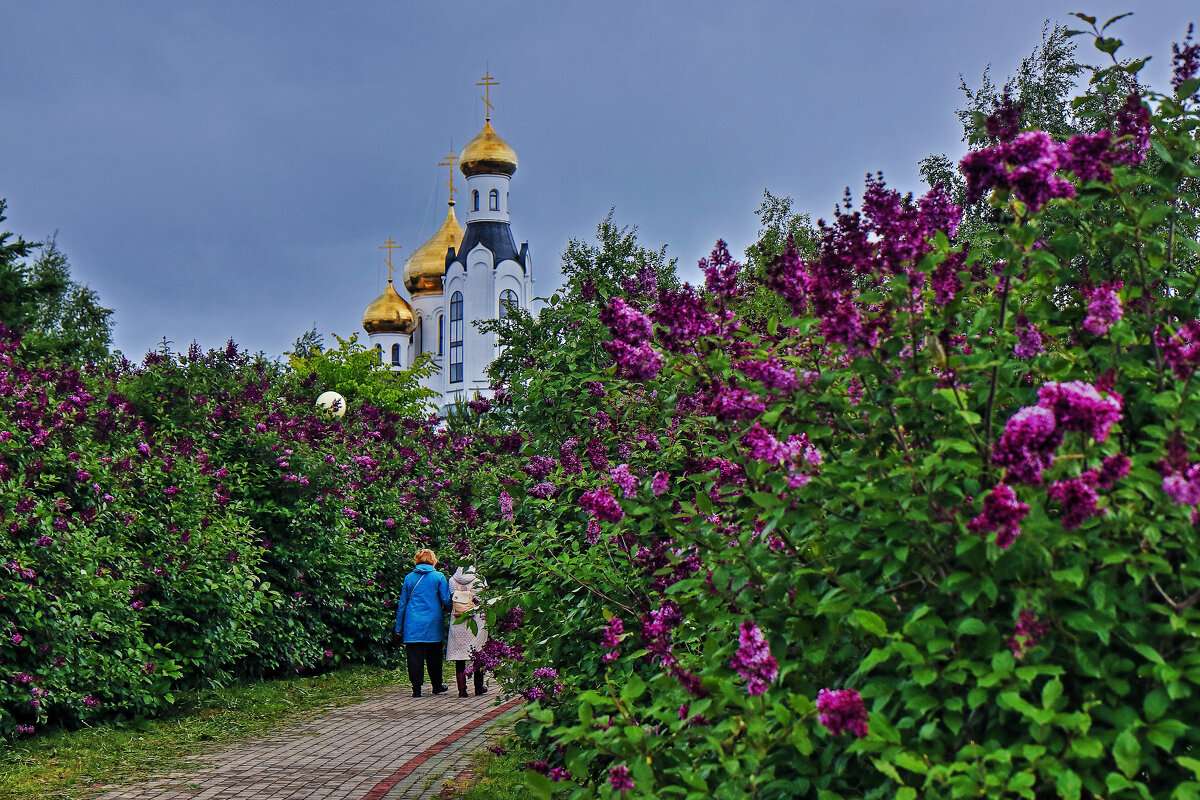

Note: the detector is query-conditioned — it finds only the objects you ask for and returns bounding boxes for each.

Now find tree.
[0,199,113,362]
[286,331,439,417]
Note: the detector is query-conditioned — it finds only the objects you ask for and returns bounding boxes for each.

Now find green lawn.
[0,665,407,800]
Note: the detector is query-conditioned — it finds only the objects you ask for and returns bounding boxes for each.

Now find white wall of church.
[463,174,510,223]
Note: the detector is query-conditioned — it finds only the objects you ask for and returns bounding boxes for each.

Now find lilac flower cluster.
[522,666,564,702]
[1160,321,1200,378]
[652,284,720,353]
[579,487,624,523]
[1172,24,1200,101]
[1083,281,1123,336]
[609,463,637,498]
[651,471,669,496]
[1013,314,1046,359]
[599,297,662,381]
[728,621,778,696]
[470,639,524,675]
[816,688,869,738]
[1007,610,1051,659]
[601,616,623,663]
[960,130,1076,211]
[496,605,525,633]
[995,382,1123,486]
[641,600,682,668]
[1114,94,1152,166]
[967,483,1031,549]
[700,240,742,298]
[608,765,635,793]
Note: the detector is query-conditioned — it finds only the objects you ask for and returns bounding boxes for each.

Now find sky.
[1,2,1195,360]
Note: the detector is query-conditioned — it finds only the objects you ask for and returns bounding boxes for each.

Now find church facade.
[360,76,533,411]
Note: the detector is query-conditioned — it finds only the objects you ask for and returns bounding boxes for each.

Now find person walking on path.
[395,548,452,697]
[446,566,489,697]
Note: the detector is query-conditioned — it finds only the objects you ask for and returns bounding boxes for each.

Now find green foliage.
[287,331,439,417]
[0,201,112,363]
[449,21,1200,799]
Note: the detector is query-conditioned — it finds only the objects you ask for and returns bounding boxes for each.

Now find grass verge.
[0,664,407,800]
[456,734,561,800]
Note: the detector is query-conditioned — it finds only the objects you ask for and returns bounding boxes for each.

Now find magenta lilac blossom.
[1082,281,1123,336]
[729,620,778,695]
[816,688,869,738]
[967,483,1031,549]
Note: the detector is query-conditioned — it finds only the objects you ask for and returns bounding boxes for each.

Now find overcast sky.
[1,2,1195,359]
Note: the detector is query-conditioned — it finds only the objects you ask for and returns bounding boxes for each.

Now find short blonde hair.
[415,548,437,566]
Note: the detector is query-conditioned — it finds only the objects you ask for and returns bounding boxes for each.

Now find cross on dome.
[476,72,498,121]
[379,237,401,282]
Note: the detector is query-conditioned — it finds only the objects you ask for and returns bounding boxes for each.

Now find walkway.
[95,688,522,800]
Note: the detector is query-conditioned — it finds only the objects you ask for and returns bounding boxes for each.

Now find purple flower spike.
[816,688,869,738]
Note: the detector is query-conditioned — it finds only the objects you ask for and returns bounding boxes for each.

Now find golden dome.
[459,120,518,177]
[362,280,416,334]
[403,203,463,296]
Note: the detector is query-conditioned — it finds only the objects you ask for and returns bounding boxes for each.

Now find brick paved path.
[95,688,521,800]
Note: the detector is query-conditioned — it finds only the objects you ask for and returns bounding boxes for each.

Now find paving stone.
[94,687,521,800]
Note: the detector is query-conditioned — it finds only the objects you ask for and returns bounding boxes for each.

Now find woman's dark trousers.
[406,642,444,695]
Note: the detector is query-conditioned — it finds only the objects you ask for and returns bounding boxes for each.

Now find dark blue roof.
[446,221,526,270]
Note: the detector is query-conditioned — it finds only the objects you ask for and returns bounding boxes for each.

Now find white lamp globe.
[315,391,347,418]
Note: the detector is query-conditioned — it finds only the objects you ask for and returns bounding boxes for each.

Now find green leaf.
[1177,78,1200,101]
[956,617,987,635]
[1114,729,1141,779]
[621,673,646,703]
[1056,769,1082,800]
[852,609,888,637]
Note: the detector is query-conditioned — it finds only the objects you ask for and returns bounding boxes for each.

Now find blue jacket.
[395,564,451,642]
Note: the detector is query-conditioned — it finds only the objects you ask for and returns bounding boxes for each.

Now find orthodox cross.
[438,150,458,203]
[379,237,401,282]
[476,72,498,121]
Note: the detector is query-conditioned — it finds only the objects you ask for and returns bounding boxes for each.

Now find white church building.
[360,76,533,411]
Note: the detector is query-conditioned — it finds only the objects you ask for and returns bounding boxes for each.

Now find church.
[360,74,534,411]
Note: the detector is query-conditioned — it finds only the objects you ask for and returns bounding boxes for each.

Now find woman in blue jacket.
[395,548,452,696]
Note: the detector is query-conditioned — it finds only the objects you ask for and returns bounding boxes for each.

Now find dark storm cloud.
[1,1,1193,358]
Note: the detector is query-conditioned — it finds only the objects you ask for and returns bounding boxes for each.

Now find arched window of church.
[489,189,499,211]
[416,317,423,355]
[450,292,464,383]
[499,289,518,319]
[438,314,444,356]
[472,190,480,212]
[390,343,400,366]
[376,343,383,364]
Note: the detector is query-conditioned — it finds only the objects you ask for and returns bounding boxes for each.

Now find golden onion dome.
[403,202,463,296]
[459,120,518,177]
[362,280,416,334]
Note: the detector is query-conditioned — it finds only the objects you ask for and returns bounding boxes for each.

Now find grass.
[456,734,554,800]
[0,664,408,800]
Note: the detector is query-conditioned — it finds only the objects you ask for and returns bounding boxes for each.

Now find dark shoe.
[456,672,469,698]
[432,684,450,695]
[474,673,487,696]
[412,686,422,697]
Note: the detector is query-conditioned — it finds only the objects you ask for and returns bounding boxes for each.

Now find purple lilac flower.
[1172,24,1200,101]
[993,406,1062,486]
[741,423,793,464]
[961,130,1075,211]
[1037,381,1123,442]
[700,240,741,298]
[497,606,525,633]
[641,600,682,668]
[499,490,514,521]
[816,688,869,738]
[1163,464,1200,506]
[549,766,571,782]
[526,760,551,775]
[608,765,635,793]
[83,695,100,707]
[738,357,798,392]
[585,518,601,545]
[651,471,669,496]
[1013,314,1046,359]
[1065,131,1114,183]
[599,297,653,342]
[601,616,624,654]
[1083,281,1123,335]
[1008,610,1051,659]
[1046,472,1103,530]
[1114,93,1151,166]
[560,437,582,475]
[527,482,559,499]
[653,284,720,353]
[579,487,624,523]
[604,339,662,381]
[532,667,559,680]
[1098,453,1131,489]
[931,250,966,305]
[609,464,637,498]
[967,483,1031,549]
[985,92,1024,142]
[11,633,23,644]
[729,621,778,696]
[709,385,767,421]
